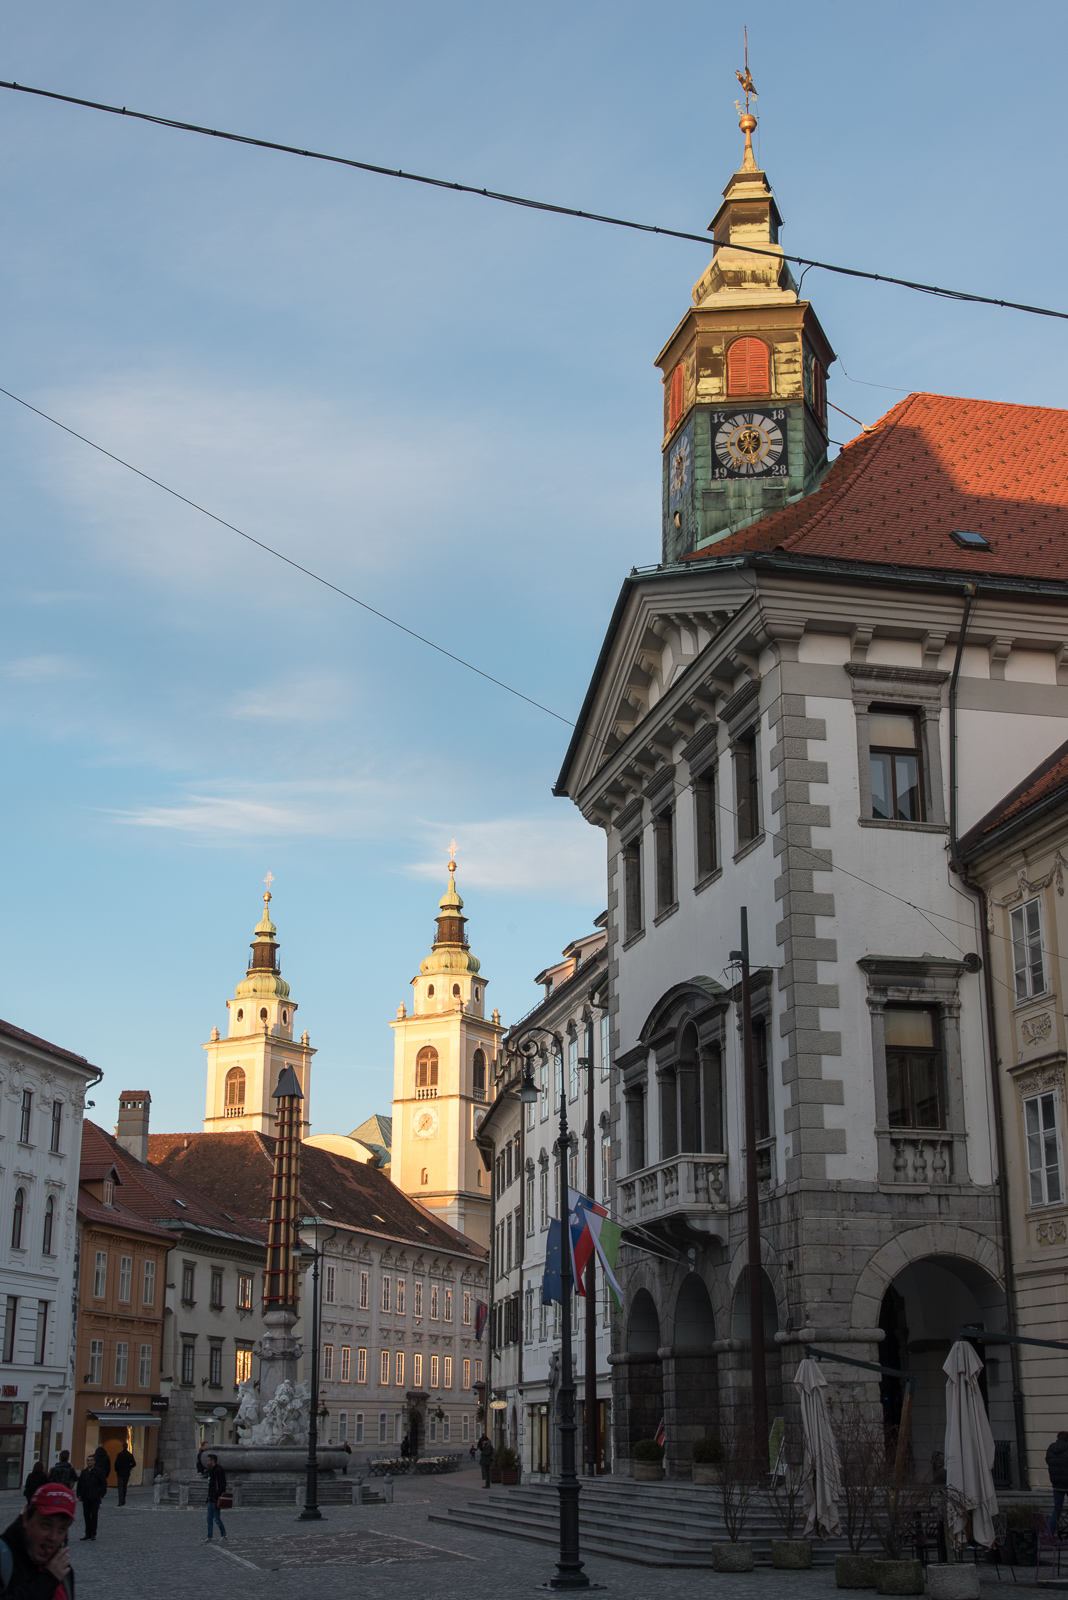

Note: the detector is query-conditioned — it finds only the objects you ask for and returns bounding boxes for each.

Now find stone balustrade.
[618,1153,729,1237]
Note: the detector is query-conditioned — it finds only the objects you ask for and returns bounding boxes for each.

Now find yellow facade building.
[390,859,501,1247]
[202,889,315,1135]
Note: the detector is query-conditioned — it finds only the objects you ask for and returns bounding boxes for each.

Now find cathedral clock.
[711,408,788,478]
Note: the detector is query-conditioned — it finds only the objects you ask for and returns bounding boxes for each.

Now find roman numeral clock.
[711,407,788,478]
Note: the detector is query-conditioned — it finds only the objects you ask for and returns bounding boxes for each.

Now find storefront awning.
[87,1412,160,1426]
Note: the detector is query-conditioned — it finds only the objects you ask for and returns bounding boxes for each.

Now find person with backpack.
[204,1454,227,1542]
[0,1481,77,1599]
[48,1453,77,1490]
[75,1457,105,1542]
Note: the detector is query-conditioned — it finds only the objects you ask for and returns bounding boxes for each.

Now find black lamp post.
[514,1033,591,1590]
[298,1214,336,1522]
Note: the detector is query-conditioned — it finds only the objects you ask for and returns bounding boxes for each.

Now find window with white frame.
[354,1412,364,1444]
[463,1357,471,1388]
[380,1349,390,1385]
[114,1341,128,1386]
[1011,898,1047,1001]
[395,1351,405,1386]
[340,1345,351,1382]
[324,1264,336,1303]
[378,1412,387,1444]
[142,1260,155,1306]
[359,1270,369,1310]
[568,1037,579,1101]
[118,1256,132,1303]
[381,1276,391,1313]
[396,1278,405,1314]
[600,1014,611,1080]
[138,1343,152,1387]
[462,1413,470,1441]
[443,1287,452,1321]
[93,1252,107,1298]
[88,1339,104,1384]
[526,1169,534,1234]
[462,1291,471,1325]
[1025,1091,1063,1206]
[540,1058,548,1121]
[430,1354,439,1387]
[414,1282,423,1317]
[322,1344,334,1381]
[356,1347,367,1383]
[338,1412,348,1443]
[443,1356,452,1388]
[413,1353,422,1387]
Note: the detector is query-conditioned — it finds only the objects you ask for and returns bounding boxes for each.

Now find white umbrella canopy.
[943,1339,998,1548]
[794,1358,842,1539]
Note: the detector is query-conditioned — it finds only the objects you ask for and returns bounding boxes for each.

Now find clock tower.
[389,855,502,1248]
[658,102,836,562]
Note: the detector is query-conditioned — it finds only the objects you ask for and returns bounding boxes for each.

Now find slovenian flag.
[474,1300,488,1342]
[568,1188,624,1310]
[541,1216,563,1305]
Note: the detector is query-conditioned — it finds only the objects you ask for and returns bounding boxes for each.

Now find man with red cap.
[0,1481,76,1599]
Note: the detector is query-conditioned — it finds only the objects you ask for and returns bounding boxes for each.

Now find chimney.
[115,1091,151,1164]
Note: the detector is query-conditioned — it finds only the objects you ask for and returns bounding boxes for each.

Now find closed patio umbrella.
[794,1358,842,1539]
[943,1339,998,1548]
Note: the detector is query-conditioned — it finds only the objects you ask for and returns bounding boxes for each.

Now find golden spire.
[734,27,759,172]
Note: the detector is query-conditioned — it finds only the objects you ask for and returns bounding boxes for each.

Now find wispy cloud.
[5,654,88,684]
[112,776,390,840]
[410,814,605,903]
[229,671,354,724]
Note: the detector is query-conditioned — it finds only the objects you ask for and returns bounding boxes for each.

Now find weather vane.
[734,26,757,116]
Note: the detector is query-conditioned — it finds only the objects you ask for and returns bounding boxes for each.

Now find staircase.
[429,1479,850,1567]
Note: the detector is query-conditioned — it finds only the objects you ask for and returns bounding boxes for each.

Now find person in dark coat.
[90,1447,109,1481]
[1047,1431,1068,1533]
[75,1458,105,1542]
[1,1482,76,1600]
[22,1462,47,1503]
[204,1455,227,1542]
[113,1447,136,1507]
[48,1452,77,1489]
[477,1435,493,1489]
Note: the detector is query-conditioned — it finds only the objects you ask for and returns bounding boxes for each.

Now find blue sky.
[3,0,1067,1138]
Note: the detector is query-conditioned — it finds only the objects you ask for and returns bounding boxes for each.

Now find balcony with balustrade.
[617,1152,729,1241]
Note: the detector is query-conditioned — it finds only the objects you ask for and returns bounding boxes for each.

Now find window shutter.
[669,364,685,428]
[727,337,770,395]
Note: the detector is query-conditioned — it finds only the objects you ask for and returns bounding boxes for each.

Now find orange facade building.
[74,1128,170,1484]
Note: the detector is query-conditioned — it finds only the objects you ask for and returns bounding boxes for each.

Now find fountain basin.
[209,1445,352,1474]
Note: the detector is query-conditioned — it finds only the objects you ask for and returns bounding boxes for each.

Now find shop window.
[885,1008,945,1129]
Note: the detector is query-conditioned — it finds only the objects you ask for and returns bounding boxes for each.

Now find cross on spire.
[448,839,457,872]
[263,869,275,900]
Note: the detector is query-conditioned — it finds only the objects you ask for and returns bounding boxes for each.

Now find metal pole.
[740,907,769,1466]
[583,1015,598,1477]
[299,1220,322,1520]
[552,1088,588,1588]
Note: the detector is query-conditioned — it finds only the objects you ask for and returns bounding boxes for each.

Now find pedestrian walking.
[113,1446,136,1507]
[0,1481,77,1600]
[22,1462,47,1503]
[75,1457,105,1542]
[48,1452,77,1489]
[477,1435,493,1489]
[204,1454,227,1542]
[1047,1430,1068,1534]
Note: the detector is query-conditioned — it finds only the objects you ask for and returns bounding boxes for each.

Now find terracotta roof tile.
[958,737,1068,856]
[147,1132,486,1259]
[84,1123,268,1243]
[686,392,1068,580]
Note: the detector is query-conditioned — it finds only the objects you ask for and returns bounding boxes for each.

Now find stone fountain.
[209,1378,349,1476]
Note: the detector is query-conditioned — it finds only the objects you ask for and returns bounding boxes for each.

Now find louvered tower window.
[727,337,770,395]
[667,364,685,430]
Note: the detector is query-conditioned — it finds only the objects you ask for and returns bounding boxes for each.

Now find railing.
[416,1087,439,1100]
[617,1153,729,1231]
[472,1087,486,1102]
[890,1134,953,1183]
[224,1105,245,1118]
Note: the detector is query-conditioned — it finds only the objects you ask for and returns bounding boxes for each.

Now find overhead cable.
[2,78,1068,324]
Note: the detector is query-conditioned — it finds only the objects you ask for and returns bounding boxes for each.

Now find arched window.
[259,1007,269,1022]
[11,1189,24,1250]
[236,1008,244,1022]
[42,1195,54,1255]
[472,1049,486,1095]
[416,1047,439,1089]
[667,363,685,430]
[426,984,435,998]
[452,983,461,998]
[727,337,770,395]
[225,1067,246,1113]
[420,1167,429,1186]
[282,1009,289,1025]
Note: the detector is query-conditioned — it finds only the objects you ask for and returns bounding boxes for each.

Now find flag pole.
[582,1010,598,1477]
[737,907,769,1463]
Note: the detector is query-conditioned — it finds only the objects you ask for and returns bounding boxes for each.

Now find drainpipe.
[948,583,1030,1488]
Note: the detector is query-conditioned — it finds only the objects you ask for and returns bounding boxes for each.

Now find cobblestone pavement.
[0,1472,1035,1600]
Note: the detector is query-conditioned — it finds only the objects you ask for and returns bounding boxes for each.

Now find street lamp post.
[298,1215,336,1521]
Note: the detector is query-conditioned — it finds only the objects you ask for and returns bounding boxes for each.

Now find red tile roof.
[0,1018,98,1071]
[147,1131,485,1259]
[687,392,1068,580]
[78,1127,176,1243]
[958,737,1068,857]
[83,1122,267,1243]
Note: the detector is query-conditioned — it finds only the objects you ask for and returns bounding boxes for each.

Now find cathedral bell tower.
[389,854,502,1247]
[203,882,315,1135]
[658,86,836,562]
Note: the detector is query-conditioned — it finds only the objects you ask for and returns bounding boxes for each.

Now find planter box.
[499,1469,519,1486]
[712,1542,754,1572]
[631,1461,664,1482]
[692,1463,724,1486]
[835,1555,878,1588]
[874,1559,924,1595]
[772,1539,812,1569]
[927,1564,980,1600]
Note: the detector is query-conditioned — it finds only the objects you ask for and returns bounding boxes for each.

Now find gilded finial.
[448,838,457,875]
[263,868,275,905]
[734,27,758,172]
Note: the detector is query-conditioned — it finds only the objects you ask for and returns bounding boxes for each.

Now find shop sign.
[150,1395,169,1413]
[1,1386,17,1399]
[102,1397,130,1410]
[489,1399,508,1411]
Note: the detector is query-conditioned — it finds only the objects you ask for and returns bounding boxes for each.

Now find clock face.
[412,1107,439,1140]
[711,408,788,478]
[667,419,693,513]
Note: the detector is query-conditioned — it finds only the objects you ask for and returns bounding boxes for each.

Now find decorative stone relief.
[1021,1013,1054,1049]
[1036,1218,1068,1247]
[988,853,1068,927]
[1015,1064,1065,1098]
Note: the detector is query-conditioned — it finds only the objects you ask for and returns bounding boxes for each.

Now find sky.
[3,0,1068,1138]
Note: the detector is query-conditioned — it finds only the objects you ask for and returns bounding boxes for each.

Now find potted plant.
[692,1436,725,1487]
[1000,1503,1038,1567]
[769,1424,812,1569]
[870,1469,935,1594]
[631,1437,664,1482]
[490,1445,520,1486]
[712,1417,757,1571]
[833,1406,879,1588]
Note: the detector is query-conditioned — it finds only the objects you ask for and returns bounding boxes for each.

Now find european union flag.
[541,1216,563,1305]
